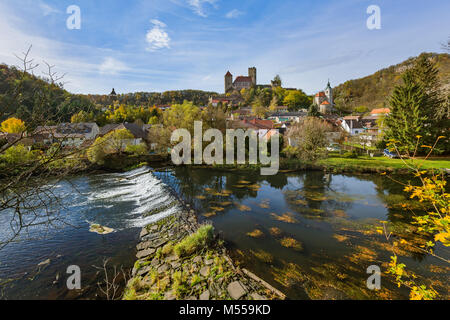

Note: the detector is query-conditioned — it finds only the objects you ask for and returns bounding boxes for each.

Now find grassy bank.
[188,155,450,175]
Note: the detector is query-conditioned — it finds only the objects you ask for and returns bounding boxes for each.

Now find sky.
[0,0,449,95]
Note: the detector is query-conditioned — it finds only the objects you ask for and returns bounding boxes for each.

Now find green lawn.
[319,155,450,170]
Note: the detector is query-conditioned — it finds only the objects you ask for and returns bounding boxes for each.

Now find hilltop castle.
[225,67,257,93]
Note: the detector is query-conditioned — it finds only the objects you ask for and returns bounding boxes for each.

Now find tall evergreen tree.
[410,54,449,151]
[385,72,428,152]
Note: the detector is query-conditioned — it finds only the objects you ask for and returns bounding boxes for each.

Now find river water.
[0,167,448,299]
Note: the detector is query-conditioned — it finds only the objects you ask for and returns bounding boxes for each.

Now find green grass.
[319,155,450,170]
[174,225,214,257]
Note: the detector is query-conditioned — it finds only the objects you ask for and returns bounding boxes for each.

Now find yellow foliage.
[1,118,26,134]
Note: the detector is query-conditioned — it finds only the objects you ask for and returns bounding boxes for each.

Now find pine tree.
[385,72,428,153]
[410,54,449,151]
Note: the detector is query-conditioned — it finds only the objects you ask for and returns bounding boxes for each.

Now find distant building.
[99,123,147,145]
[54,123,100,147]
[225,67,257,93]
[314,81,335,114]
[267,111,307,124]
[370,108,390,117]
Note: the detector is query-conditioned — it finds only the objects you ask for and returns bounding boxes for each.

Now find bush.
[173,225,214,257]
[125,143,148,156]
[343,150,359,159]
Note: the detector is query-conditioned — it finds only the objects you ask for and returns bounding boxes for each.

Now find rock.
[150,225,158,232]
[200,290,210,301]
[165,255,178,263]
[140,228,149,238]
[164,292,176,300]
[227,281,246,300]
[38,259,51,267]
[137,265,152,277]
[205,259,214,266]
[171,262,181,269]
[136,248,155,259]
[186,296,198,300]
[200,266,210,277]
[136,241,152,251]
[158,264,169,273]
[251,293,267,300]
[193,256,202,263]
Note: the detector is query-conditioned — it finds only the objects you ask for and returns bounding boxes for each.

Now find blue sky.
[0,0,449,95]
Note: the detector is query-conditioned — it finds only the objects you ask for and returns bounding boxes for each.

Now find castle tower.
[248,67,257,87]
[225,71,233,93]
[324,80,333,106]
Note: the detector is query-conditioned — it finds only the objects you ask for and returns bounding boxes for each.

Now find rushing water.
[0,167,181,299]
[0,167,448,300]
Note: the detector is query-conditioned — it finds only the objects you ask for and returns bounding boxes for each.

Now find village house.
[227,118,278,142]
[53,123,100,147]
[99,123,147,149]
[267,111,307,124]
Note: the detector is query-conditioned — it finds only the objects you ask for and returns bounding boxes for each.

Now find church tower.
[325,80,333,106]
[248,67,257,87]
[225,71,233,93]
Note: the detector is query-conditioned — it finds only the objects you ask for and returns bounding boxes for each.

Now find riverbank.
[190,155,450,175]
[123,204,285,300]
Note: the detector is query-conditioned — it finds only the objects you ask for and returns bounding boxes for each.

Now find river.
[0,167,448,299]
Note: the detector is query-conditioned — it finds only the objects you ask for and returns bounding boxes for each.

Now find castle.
[314,81,334,114]
[225,67,257,93]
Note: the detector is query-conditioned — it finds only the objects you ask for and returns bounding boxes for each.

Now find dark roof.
[234,76,252,83]
[225,71,232,77]
[100,123,146,139]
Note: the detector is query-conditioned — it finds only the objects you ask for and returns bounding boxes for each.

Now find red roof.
[316,91,326,97]
[371,108,390,115]
[225,71,232,77]
[321,101,330,105]
[234,76,252,83]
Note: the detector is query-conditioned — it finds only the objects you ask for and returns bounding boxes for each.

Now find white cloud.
[146,19,171,51]
[39,1,60,16]
[98,57,128,75]
[225,9,243,19]
[187,0,217,17]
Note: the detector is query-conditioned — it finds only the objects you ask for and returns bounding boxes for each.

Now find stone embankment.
[123,206,285,300]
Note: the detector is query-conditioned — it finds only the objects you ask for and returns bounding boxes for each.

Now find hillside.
[333,52,450,113]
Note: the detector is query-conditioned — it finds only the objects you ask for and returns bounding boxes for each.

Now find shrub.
[174,225,214,257]
[343,150,359,159]
[125,143,148,156]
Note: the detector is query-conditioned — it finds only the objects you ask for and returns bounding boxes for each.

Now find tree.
[147,126,172,154]
[87,129,135,164]
[71,110,92,123]
[163,101,201,134]
[384,72,428,153]
[1,118,26,133]
[308,103,320,117]
[283,90,311,111]
[251,98,268,118]
[287,117,332,161]
[272,75,282,87]
[201,104,226,132]
[269,96,278,112]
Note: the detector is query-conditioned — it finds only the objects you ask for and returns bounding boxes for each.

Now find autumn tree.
[287,117,332,161]
[1,118,26,134]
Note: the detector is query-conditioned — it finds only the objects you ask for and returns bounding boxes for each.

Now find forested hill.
[333,52,450,113]
[0,64,95,125]
[84,90,219,107]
